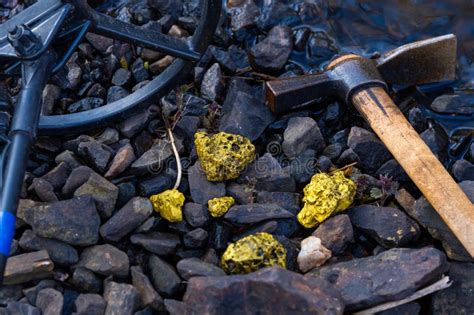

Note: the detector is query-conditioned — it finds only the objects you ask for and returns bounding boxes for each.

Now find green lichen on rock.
[150,189,185,223]
[221,232,286,274]
[208,196,235,217]
[194,131,255,181]
[298,171,356,228]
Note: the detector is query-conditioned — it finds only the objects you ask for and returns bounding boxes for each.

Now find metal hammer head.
[266,34,457,113]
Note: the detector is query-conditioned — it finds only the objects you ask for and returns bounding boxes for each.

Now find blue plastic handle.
[0,211,15,256]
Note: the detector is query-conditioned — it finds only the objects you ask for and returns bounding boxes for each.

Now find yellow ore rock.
[208,196,235,217]
[221,232,286,274]
[150,189,185,223]
[298,171,356,228]
[194,131,255,181]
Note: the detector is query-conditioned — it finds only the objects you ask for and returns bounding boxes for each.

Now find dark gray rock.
[18,196,100,246]
[164,299,194,315]
[100,197,153,242]
[322,143,343,161]
[307,31,339,62]
[86,33,113,54]
[137,174,174,196]
[131,266,164,311]
[183,267,344,314]
[78,244,129,277]
[107,85,130,103]
[117,182,137,208]
[30,178,58,202]
[188,162,226,204]
[55,151,82,170]
[74,294,106,315]
[104,282,140,315]
[176,258,225,280]
[42,84,61,115]
[336,148,360,167]
[430,94,474,115]
[68,97,104,113]
[70,267,102,293]
[131,58,149,82]
[420,127,448,162]
[22,279,61,305]
[36,288,64,315]
[224,203,293,226]
[377,303,421,315]
[218,90,275,142]
[452,159,474,182]
[5,302,41,315]
[130,232,180,256]
[19,230,78,266]
[309,247,448,311]
[283,117,325,158]
[62,166,94,196]
[0,285,23,305]
[183,228,208,248]
[376,159,410,182]
[119,106,158,138]
[97,127,119,146]
[74,173,118,219]
[312,214,354,255]
[284,149,318,184]
[131,138,183,175]
[88,83,107,99]
[200,63,224,102]
[256,191,300,214]
[148,255,181,297]
[41,162,71,191]
[226,182,254,204]
[249,25,293,72]
[183,202,209,228]
[432,262,474,314]
[112,68,132,87]
[228,1,260,32]
[77,140,112,174]
[348,127,391,173]
[348,205,420,248]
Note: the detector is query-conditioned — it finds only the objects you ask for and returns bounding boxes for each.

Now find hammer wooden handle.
[352,86,474,257]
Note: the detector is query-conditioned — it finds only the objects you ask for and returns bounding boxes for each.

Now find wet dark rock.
[148,255,181,297]
[293,27,311,51]
[200,63,224,102]
[407,182,474,261]
[119,106,158,138]
[107,85,130,103]
[307,31,339,61]
[36,288,63,315]
[249,25,293,73]
[30,178,58,202]
[137,174,174,196]
[42,84,61,115]
[67,97,104,113]
[70,267,102,294]
[430,94,474,115]
[148,0,183,19]
[131,266,164,311]
[309,247,448,311]
[18,196,100,246]
[5,302,41,315]
[376,159,410,182]
[348,205,420,248]
[432,262,474,314]
[208,221,232,251]
[183,228,208,248]
[116,182,136,208]
[85,33,113,54]
[176,258,225,280]
[348,127,391,173]
[219,90,274,141]
[226,182,254,204]
[78,244,129,277]
[19,230,78,266]
[132,58,149,82]
[210,45,250,73]
[112,68,132,87]
[74,173,118,219]
[100,197,153,242]
[323,144,343,161]
[240,153,295,192]
[61,166,94,196]
[256,191,300,214]
[312,214,354,255]
[229,1,260,32]
[188,161,226,204]
[104,281,140,315]
[283,117,325,158]
[452,159,474,182]
[183,202,209,228]
[130,232,180,256]
[104,143,136,179]
[87,82,107,98]
[183,267,344,314]
[408,107,428,133]
[224,203,293,226]
[257,1,300,30]
[74,293,106,315]
[131,138,183,175]
[77,140,112,174]
[336,148,360,167]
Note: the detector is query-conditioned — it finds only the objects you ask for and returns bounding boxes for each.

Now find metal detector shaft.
[0,51,55,284]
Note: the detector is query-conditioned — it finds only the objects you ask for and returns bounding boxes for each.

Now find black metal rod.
[0,50,54,285]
